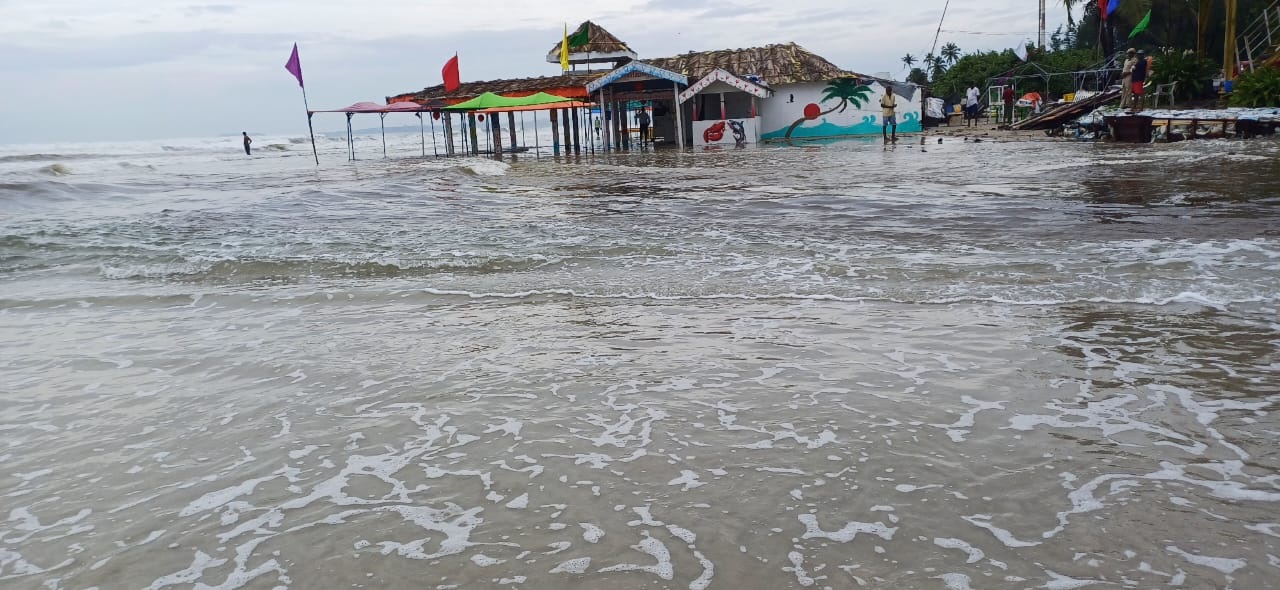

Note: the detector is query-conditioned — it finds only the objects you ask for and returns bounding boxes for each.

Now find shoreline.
[924,123,1065,142]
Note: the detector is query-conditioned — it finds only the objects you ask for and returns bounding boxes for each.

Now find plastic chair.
[1151,82,1178,108]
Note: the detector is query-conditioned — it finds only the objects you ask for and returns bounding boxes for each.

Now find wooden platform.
[1103,108,1280,143]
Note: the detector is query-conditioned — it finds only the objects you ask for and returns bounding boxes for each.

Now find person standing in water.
[635,107,651,145]
[880,85,897,144]
[242,132,252,155]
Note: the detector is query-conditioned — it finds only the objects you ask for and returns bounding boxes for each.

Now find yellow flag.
[560,23,570,71]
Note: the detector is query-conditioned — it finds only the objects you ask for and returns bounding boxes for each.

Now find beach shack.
[388,23,921,147]
[648,43,921,143]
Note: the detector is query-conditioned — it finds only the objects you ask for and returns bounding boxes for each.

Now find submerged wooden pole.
[570,106,581,154]
[565,108,576,154]
[443,114,453,155]
[491,112,503,157]
[508,111,518,149]
[599,90,609,151]
[468,113,480,155]
[673,82,684,148]
[550,108,561,155]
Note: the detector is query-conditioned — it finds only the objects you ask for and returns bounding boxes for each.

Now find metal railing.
[1239,0,1280,71]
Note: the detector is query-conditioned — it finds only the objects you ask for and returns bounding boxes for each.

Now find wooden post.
[508,111,518,149]
[570,105,581,153]
[443,114,454,155]
[468,113,480,155]
[565,107,576,155]
[617,101,628,149]
[550,108,561,155]
[673,82,684,148]
[492,112,503,157]
[599,90,609,151]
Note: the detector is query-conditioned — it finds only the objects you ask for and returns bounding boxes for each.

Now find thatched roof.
[546,21,636,64]
[388,72,605,104]
[648,43,862,86]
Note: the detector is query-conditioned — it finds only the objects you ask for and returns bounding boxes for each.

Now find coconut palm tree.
[941,43,961,66]
[902,53,916,70]
[782,78,874,139]
[1061,0,1078,26]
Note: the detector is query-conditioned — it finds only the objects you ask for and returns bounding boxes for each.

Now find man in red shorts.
[1130,50,1149,112]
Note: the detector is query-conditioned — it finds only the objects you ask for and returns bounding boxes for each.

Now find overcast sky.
[0,1,1074,143]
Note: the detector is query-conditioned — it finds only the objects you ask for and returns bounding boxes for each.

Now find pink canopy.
[314,101,442,113]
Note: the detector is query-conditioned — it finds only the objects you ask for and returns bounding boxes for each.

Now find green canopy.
[443,91,576,110]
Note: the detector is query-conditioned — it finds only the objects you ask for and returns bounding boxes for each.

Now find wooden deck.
[1104,108,1280,143]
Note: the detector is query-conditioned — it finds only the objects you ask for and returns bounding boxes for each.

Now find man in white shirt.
[965,85,981,126]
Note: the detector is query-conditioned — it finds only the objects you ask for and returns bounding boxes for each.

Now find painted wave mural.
[762,112,922,140]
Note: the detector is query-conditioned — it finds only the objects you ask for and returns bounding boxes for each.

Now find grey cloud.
[186,4,238,16]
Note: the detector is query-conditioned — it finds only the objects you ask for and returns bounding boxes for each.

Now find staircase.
[1239,0,1280,70]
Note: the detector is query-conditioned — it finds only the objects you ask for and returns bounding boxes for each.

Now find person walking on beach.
[593,116,601,138]
[635,107,651,144]
[880,85,898,144]
[965,84,981,126]
[1120,48,1138,109]
[242,132,252,155]
[1130,50,1149,112]
[1002,85,1015,126]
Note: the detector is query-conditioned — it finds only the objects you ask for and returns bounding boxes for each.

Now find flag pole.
[301,85,319,165]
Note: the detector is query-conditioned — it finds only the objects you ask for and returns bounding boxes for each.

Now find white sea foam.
[548,557,590,574]
[798,513,896,543]
[597,534,674,581]
[934,537,985,563]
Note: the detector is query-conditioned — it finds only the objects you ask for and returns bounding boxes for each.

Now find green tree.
[941,43,962,66]
[902,53,916,70]
[782,78,874,139]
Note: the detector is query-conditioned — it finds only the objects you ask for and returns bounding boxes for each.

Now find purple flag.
[285,43,304,88]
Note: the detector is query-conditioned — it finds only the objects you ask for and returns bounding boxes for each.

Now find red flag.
[1098,0,1108,19]
[285,43,304,88]
[442,54,460,93]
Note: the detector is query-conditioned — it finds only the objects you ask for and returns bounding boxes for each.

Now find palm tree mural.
[901,53,916,70]
[941,43,961,66]
[782,77,874,139]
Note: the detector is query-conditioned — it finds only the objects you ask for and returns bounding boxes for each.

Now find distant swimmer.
[242,132,252,155]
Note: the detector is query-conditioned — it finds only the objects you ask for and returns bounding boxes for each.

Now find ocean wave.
[263,144,290,152]
[412,287,1275,310]
[39,164,72,176]
[455,159,509,177]
[0,153,100,163]
[97,254,556,282]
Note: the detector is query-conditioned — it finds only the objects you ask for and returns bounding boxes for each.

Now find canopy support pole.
[430,112,439,157]
[508,112,518,150]
[550,108,561,156]
[561,108,571,156]
[599,90,608,151]
[673,82,684,149]
[380,113,387,158]
[533,111,541,159]
[571,106,581,154]
[468,113,480,155]
[418,113,426,157]
[346,112,355,161]
[491,113,502,157]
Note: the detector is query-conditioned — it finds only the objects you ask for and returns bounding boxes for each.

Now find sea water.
[1,130,1278,589]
